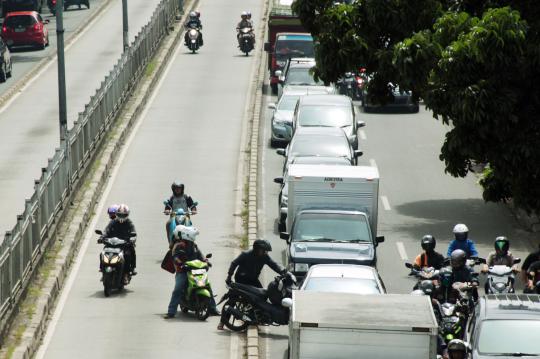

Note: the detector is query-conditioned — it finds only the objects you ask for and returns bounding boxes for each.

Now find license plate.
[191,269,206,275]
[15,28,25,32]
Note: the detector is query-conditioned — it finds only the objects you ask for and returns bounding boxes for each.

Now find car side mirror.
[268,103,276,110]
[275,70,282,78]
[514,258,521,264]
[376,236,385,244]
[281,298,293,308]
[264,42,271,52]
[95,230,103,235]
[274,177,284,184]
[354,150,363,158]
[276,149,286,156]
[206,253,212,259]
[280,232,290,240]
[357,120,366,128]
[405,262,413,269]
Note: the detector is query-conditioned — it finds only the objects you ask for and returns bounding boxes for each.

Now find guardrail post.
[5,231,12,307]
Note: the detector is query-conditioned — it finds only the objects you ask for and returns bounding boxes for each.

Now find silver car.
[276,58,335,99]
[292,94,365,149]
[300,264,386,294]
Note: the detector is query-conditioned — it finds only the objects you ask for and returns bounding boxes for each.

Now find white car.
[299,264,386,294]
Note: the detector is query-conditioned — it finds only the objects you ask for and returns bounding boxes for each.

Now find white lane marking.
[0,0,116,115]
[396,242,408,260]
[381,195,391,211]
[35,41,183,359]
[369,158,377,169]
[359,130,366,140]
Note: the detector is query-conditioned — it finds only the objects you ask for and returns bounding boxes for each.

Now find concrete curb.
[245,0,270,357]
[0,0,115,110]
[2,2,198,358]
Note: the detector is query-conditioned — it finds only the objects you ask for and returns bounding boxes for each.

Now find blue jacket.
[447,239,478,257]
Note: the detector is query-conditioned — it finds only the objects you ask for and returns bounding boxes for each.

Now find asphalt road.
[0,0,165,242]
[258,91,538,358]
[0,0,105,96]
[34,0,263,356]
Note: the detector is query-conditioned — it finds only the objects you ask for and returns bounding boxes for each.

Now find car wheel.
[0,64,6,83]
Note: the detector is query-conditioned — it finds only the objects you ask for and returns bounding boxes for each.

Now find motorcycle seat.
[232,283,267,299]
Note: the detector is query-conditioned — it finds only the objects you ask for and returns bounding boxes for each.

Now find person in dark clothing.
[102,204,137,283]
[164,181,197,242]
[413,235,445,270]
[521,244,540,283]
[226,239,285,287]
[164,225,219,318]
[184,11,203,46]
[449,249,478,302]
[217,239,286,330]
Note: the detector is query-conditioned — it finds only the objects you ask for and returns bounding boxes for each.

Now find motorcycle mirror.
[280,232,290,240]
[191,201,199,207]
[273,177,284,184]
[405,263,413,269]
[95,230,103,235]
[354,150,363,158]
[206,253,213,259]
[376,235,384,244]
[281,297,293,308]
[268,103,276,110]
[513,258,521,264]
[129,232,137,237]
[163,200,169,205]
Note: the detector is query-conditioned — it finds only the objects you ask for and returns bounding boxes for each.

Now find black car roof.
[481,294,540,319]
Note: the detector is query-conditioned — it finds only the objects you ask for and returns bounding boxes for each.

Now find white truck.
[280,164,384,277]
[287,292,439,359]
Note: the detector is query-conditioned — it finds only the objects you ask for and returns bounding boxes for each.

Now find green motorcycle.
[180,254,213,320]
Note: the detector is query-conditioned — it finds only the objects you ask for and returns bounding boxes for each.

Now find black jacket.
[228,250,284,282]
[104,218,136,240]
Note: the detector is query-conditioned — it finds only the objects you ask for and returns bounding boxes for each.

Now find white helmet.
[453,223,469,234]
[173,225,199,242]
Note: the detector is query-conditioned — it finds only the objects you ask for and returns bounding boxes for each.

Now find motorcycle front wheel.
[223,298,252,332]
[103,274,113,297]
[196,296,210,321]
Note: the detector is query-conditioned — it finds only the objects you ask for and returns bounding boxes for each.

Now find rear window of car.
[5,15,36,28]
[303,278,381,294]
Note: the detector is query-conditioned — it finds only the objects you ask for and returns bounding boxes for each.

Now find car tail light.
[2,26,6,33]
[33,23,40,32]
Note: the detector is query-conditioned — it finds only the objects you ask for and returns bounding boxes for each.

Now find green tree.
[292,0,540,211]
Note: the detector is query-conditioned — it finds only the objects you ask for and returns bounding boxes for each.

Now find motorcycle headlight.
[494,282,507,291]
[110,256,119,264]
[102,255,110,264]
[294,263,309,273]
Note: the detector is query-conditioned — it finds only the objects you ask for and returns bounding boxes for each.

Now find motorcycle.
[95,229,136,297]
[218,272,297,332]
[163,200,198,244]
[238,27,254,56]
[180,253,214,320]
[185,24,201,53]
[338,75,358,99]
[482,258,520,294]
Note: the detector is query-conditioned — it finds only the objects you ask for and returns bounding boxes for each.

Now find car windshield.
[5,15,36,28]
[298,106,352,127]
[478,320,540,355]
[275,39,315,61]
[293,213,371,242]
[289,135,350,159]
[285,68,322,86]
[277,96,300,111]
[303,277,380,294]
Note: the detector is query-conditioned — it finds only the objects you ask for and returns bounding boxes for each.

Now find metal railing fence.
[0,0,177,328]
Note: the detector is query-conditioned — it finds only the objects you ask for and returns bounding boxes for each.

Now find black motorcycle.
[185,24,201,53]
[218,272,297,331]
[95,229,136,297]
[238,27,254,56]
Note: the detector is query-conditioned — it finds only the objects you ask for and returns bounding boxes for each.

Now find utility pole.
[122,0,129,50]
[56,0,67,142]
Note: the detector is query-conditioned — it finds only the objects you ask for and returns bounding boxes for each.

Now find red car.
[1,11,49,50]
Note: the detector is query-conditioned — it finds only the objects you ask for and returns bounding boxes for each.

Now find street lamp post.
[122,0,129,50]
[56,0,67,142]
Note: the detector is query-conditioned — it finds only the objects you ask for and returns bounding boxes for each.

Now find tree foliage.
[292,0,540,211]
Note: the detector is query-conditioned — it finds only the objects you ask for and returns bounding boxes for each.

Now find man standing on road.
[217,239,286,330]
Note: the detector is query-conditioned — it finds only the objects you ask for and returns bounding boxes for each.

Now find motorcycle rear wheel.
[223,299,252,332]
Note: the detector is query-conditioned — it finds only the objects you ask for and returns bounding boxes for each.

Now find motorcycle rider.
[446,339,469,359]
[184,11,203,46]
[107,204,119,220]
[164,225,219,319]
[217,239,286,330]
[164,181,197,242]
[413,235,445,270]
[524,259,540,293]
[521,243,540,283]
[449,249,479,303]
[236,11,255,47]
[102,204,137,282]
[447,224,478,258]
[482,236,515,270]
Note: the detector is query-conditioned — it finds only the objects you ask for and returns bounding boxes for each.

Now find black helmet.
[418,280,434,295]
[253,239,272,252]
[447,339,467,352]
[171,181,184,191]
[450,249,467,269]
[421,235,436,252]
[494,236,509,254]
